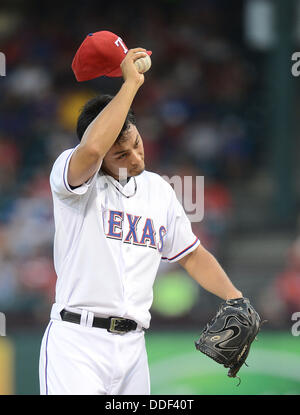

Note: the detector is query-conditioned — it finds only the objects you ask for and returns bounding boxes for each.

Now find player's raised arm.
[67,48,147,188]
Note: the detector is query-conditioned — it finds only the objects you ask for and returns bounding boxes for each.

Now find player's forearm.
[180,245,243,300]
[80,80,140,157]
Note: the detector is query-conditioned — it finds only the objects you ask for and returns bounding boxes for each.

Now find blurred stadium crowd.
[0,0,298,329]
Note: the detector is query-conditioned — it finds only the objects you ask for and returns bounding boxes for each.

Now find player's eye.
[118,153,127,160]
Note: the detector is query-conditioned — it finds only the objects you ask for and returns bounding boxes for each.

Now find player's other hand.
[121,48,147,87]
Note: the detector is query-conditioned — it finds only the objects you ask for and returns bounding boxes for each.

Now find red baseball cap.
[71,30,152,81]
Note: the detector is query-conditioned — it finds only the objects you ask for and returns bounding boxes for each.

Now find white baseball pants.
[39,319,150,395]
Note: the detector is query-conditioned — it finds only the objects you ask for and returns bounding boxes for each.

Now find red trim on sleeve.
[63,150,75,193]
[162,237,199,261]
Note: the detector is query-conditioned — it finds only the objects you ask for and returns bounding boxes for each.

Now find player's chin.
[130,164,145,177]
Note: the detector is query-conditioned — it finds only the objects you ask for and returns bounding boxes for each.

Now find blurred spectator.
[219,114,254,181]
[275,237,300,314]
[0,224,18,309]
[18,252,56,303]
[202,176,233,253]
[184,118,221,177]
[258,236,300,328]
[6,63,52,99]
[0,252,18,309]
[6,171,54,258]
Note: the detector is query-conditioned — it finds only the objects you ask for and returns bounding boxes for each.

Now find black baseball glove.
[195,297,262,383]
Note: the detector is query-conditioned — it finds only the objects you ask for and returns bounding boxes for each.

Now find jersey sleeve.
[50,146,101,198]
[161,187,200,263]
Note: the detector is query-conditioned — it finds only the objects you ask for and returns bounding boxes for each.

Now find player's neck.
[118,176,131,186]
[100,168,131,185]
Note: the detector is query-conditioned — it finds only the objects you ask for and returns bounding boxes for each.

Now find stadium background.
[0,0,299,395]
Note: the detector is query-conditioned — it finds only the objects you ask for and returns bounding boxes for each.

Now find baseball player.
[39,47,243,395]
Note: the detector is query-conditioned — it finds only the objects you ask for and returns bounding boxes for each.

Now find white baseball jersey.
[49,146,200,329]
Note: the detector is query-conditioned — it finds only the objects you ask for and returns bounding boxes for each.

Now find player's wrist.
[123,77,144,91]
[224,290,243,301]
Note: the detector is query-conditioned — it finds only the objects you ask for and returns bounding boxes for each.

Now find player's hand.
[121,48,147,88]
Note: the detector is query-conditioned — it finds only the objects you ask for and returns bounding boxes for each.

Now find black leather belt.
[60,309,138,334]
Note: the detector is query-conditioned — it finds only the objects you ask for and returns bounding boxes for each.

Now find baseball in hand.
[134,54,151,74]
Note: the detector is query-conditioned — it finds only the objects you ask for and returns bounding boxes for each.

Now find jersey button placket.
[118,190,130,313]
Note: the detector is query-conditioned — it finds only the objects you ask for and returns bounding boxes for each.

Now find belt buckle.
[108,317,127,334]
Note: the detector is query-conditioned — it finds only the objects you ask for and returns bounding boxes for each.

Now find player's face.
[101,124,145,180]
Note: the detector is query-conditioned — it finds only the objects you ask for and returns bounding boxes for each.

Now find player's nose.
[130,149,143,166]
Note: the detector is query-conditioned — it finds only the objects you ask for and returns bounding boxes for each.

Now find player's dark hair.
[76,94,136,142]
